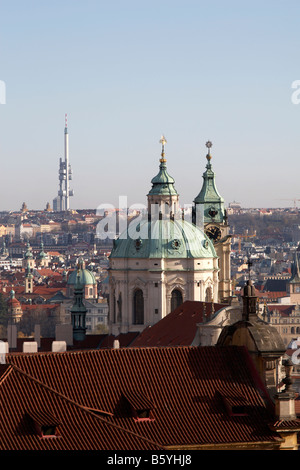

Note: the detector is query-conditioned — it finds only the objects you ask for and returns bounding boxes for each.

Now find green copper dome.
[110,218,217,259]
[67,265,96,286]
[38,242,46,259]
[194,156,224,205]
[148,160,178,196]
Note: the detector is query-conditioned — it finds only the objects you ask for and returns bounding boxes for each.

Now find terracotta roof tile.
[131,301,226,347]
[0,363,161,450]
[4,346,283,449]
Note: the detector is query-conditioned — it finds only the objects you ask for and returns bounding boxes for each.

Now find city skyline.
[1,1,300,211]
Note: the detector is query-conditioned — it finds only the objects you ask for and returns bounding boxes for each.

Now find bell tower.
[193,141,232,302]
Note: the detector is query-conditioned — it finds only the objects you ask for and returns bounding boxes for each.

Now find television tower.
[55,114,74,211]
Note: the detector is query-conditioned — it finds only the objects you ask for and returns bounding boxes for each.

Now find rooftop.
[2,345,287,450]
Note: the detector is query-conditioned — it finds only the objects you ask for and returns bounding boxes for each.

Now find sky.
[1,0,300,211]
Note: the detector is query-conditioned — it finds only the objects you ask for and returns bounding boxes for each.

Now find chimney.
[7,324,17,349]
[23,342,38,353]
[34,324,41,348]
[0,341,8,364]
[52,341,67,352]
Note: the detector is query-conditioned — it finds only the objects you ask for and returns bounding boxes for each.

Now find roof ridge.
[0,365,13,386]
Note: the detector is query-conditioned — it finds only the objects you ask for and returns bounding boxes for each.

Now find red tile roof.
[4,346,284,449]
[0,363,160,450]
[131,301,226,347]
[267,305,296,316]
[257,291,287,300]
[12,286,67,299]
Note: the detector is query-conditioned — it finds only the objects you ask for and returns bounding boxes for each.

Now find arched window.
[171,289,183,312]
[133,289,144,324]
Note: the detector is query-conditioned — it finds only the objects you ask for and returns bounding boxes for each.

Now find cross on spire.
[159,135,167,161]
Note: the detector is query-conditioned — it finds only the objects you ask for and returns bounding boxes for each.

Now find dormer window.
[122,390,155,422]
[28,409,60,438]
[133,408,152,421]
[218,392,249,417]
[40,424,58,437]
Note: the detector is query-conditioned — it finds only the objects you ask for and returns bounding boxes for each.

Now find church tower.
[108,137,219,335]
[193,142,232,303]
[23,242,35,270]
[25,263,34,294]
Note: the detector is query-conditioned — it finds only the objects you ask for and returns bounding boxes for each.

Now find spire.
[147,136,178,197]
[290,245,300,283]
[193,141,225,224]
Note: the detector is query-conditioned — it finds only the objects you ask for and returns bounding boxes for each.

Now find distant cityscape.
[2,139,300,450]
[1,199,300,338]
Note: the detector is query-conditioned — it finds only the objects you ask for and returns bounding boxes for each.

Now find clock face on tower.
[205,226,222,242]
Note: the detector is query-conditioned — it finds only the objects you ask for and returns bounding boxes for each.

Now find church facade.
[108,138,230,335]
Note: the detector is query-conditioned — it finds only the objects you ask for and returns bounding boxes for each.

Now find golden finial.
[206,140,212,161]
[159,135,167,162]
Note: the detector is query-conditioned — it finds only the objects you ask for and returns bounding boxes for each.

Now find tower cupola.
[147,136,179,217]
[193,141,226,226]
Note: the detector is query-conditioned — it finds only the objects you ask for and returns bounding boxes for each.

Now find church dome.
[37,242,46,260]
[67,265,96,286]
[110,218,216,259]
[7,290,21,308]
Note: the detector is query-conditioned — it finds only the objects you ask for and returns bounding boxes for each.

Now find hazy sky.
[1,0,300,211]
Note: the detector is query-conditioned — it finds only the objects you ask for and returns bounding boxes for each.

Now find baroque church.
[108,138,232,335]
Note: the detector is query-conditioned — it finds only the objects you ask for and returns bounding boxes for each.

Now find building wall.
[109,255,219,334]
[266,307,300,347]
